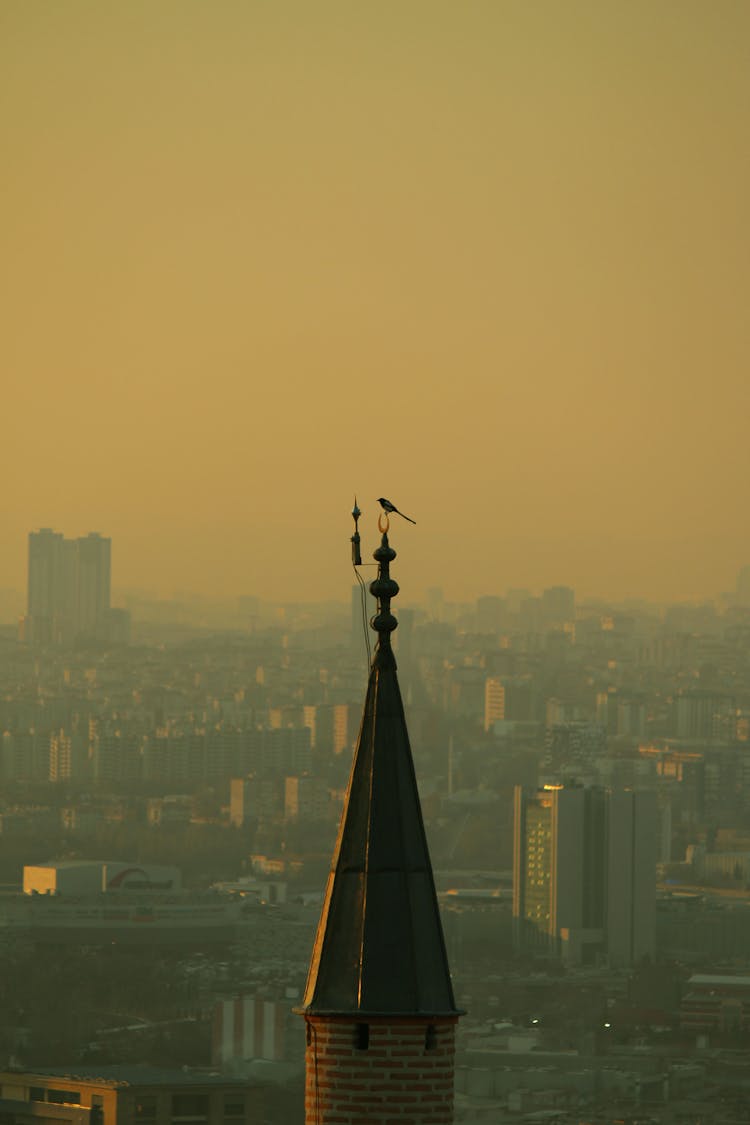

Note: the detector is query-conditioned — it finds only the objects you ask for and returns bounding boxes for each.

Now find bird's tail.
[401,513,416,524]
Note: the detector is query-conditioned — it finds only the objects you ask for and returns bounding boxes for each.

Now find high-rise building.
[541,585,575,624]
[513,783,656,966]
[76,531,111,635]
[312,703,354,758]
[606,789,658,966]
[299,524,461,1124]
[675,690,735,742]
[24,528,112,644]
[26,528,65,643]
[49,728,87,783]
[230,775,284,827]
[332,703,349,756]
[484,676,506,730]
[476,594,505,632]
[284,775,332,822]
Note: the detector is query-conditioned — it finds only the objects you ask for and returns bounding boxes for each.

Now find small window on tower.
[425,1025,438,1051]
[355,1023,370,1050]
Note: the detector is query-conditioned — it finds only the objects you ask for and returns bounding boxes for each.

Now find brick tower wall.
[304,1015,457,1124]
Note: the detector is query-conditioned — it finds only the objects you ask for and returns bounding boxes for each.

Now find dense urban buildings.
[5,543,750,1120]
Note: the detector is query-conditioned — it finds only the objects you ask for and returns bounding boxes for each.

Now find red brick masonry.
[304,1015,457,1124]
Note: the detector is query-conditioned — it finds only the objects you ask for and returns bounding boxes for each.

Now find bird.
[377,497,416,524]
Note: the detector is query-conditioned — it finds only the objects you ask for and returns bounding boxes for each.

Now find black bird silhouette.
[377,497,416,524]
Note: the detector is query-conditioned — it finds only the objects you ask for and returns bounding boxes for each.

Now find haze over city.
[3,1,749,606]
[6,9,750,1123]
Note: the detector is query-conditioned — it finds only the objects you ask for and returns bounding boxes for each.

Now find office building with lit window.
[513,783,656,966]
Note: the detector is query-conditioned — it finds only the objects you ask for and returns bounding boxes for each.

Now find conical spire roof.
[301,524,458,1016]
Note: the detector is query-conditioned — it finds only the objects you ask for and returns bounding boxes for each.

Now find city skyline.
[4,459,750,1111]
[4,2,750,605]
[3,524,750,620]
[4,6,750,1113]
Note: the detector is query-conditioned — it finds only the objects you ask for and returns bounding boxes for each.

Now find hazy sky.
[3,1,749,605]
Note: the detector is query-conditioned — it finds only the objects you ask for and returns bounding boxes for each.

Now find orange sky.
[3,1,749,605]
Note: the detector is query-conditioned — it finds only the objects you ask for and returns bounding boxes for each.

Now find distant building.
[486,677,536,728]
[513,784,657,966]
[24,528,68,644]
[213,993,302,1068]
[606,789,658,966]
[332,703,349,755]
[76,532,111,635]
[230,776,283,827]
[284,775,333,822]
[146,794,193,828]
[23,528,112,644]
[543,719,606,776]
[230,776,252,827]
[617,696,647,738]
[311,704,351,757]
[596,691,647,738]
[0,1066,261,1124]
[265,725,311,773]
[506,587,531,615]
[446,663,485,720]
[484,676,505,730]
[60,805,99,834]
[23,860,181,895]
[89,722,141,784]
[680,974,750,1035]
[48,728,87,783]
[674,690,735,742]
[541,585,575,624]
[476,595,505,633]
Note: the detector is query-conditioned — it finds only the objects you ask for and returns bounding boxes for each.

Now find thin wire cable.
[353,564,372,668]
[356,563,374,668]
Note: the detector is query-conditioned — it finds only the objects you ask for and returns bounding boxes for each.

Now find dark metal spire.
[368,522,399,669]
[301,514,459,1016]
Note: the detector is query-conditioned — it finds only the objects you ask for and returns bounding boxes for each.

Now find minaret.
[298,514,462,1125]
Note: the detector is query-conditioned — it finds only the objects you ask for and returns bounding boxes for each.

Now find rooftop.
[11,1066,250,1088]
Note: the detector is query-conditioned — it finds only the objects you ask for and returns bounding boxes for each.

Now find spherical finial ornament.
[374,538,396,565]
[369,531,399,659]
